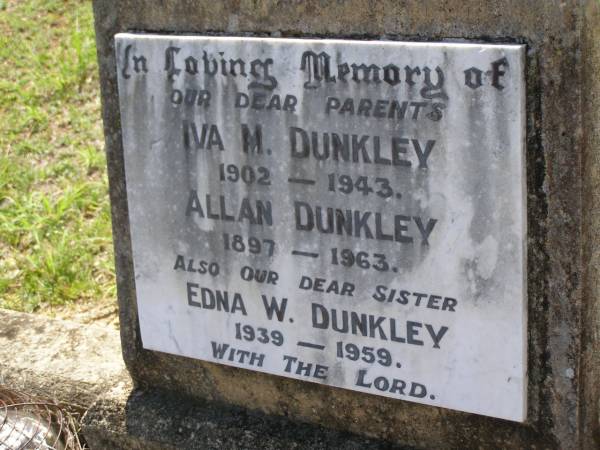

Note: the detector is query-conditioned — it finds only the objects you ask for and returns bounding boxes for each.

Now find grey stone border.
[91,2,600,448]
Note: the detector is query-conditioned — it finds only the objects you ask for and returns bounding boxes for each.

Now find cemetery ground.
[0,0,118,327]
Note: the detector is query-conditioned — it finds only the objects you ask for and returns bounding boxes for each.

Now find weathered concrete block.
[92,1,600,448]
[0,309,129,411]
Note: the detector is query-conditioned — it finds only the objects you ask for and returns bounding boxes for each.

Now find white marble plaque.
[115,34,527,421]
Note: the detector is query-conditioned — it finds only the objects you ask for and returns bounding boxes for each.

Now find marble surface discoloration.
[116,35,526,421]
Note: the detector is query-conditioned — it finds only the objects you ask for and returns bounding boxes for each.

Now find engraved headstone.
[115,35,526,421]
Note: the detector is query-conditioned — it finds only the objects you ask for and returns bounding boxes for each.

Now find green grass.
[0,0,115,312]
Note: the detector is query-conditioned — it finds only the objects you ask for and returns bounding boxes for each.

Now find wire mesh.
[0,386,85,450]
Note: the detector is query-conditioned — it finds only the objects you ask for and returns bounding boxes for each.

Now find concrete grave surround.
[92,1,600,448]
[115,34,527,422]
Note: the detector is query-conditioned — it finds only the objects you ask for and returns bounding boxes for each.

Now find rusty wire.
[0,386,86,450]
